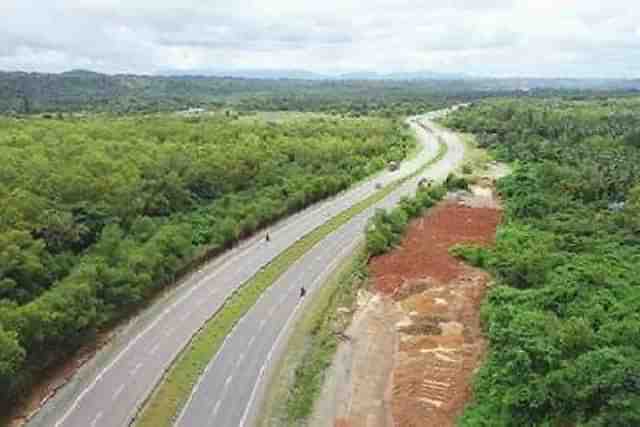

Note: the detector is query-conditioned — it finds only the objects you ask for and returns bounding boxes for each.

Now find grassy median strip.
[134,138,447,427]
[260,245,369,426]
[274,187,454,424]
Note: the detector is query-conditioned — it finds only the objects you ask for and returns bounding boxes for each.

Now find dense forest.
[3,70,639,116]
[0,70,471,115]
[444,98,640,426]
[0,113,415,407]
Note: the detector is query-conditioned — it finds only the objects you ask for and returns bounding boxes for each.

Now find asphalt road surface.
[174,114,465,427]
[27,111,455,427]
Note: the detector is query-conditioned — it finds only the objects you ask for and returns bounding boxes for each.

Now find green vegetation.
[280,183,448,423]
[444,97,640,426]
[457,133,492,177]
[135,139,448,426]
[136,129,447,426]
[0,70,474,116]
[0,113,416,409]
[259,244,365,426]
[135,200,357,427]
[284,251,369,422]
[4,71,639,117]
[365,185,447,256]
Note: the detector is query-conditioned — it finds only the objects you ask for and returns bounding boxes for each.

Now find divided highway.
[27,113,451,427]
[175,114,465,427]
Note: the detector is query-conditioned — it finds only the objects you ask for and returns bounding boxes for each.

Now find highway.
[174,114,465,427]
[27,112,454,427]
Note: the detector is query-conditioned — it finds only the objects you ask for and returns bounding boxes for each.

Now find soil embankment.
[313,179,503,427]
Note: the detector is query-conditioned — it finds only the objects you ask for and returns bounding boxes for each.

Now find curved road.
[174,114,465,427]
[27,112,455,427]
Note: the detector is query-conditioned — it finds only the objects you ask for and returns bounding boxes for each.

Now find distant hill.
[0,69,638,114]
[162,68,327,80]
[336,71,468,80]
[161,68,468,81]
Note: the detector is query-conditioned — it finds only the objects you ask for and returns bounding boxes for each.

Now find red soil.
[368,199,502,427]
[370,202,502,295]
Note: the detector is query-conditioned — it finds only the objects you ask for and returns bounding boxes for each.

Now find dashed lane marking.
[112,384,125,400]
[89,411,102,427]
[130,362,143,376]
[211,400,221,417]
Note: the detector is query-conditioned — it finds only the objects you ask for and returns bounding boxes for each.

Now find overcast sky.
[1,0,639,77]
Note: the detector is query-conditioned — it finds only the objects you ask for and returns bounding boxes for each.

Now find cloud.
[0,0,638,77]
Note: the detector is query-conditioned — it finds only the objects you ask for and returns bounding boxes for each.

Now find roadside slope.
[311,169,504,427]
[26,116,439,427]
[174,113,465,427]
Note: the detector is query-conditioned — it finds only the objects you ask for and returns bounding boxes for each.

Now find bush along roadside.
[284,183,449,423]
[445,99,640,427]
[0,115,418,412]
[134,136,450,427]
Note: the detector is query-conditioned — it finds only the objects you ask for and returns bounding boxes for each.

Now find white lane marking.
[112,384,125,400]
[238,241,357,427]
[53,236,255,427]
[268,306,276,318]
[149,343,161,355]
[236,352,245,368]
[224,375,233,389]
[247,336,256,348]
[259,319,266,331]
[54,118,443,427]
[130,362,143,376]
[174,290,245,427]
[211,400,222,417]
[89,411,102,427]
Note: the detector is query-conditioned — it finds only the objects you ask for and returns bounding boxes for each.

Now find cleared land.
[310,174,503,427]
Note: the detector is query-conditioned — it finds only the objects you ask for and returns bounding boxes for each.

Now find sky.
[1,0,639,78]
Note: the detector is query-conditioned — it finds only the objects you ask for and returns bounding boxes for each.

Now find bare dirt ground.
[312,180,503,427]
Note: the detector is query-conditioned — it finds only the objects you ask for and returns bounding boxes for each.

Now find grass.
[280,248,368,424]
[237,110,332,123]
[134,135,448,427]
[259,244,367,425]
[458,133,492,176]
[259,244,368,425]
[275,188,452,424]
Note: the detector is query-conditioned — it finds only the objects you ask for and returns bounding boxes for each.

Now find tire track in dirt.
[325,185,502,427]
[371,192,501,427]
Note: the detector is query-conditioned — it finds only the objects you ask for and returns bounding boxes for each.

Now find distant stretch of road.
[174,113,465,427]
[28,112,454,427]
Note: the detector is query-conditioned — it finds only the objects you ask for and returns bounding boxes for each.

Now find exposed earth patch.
[311,179,503,427]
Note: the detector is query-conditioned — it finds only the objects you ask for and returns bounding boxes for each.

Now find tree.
[624,184,640,233]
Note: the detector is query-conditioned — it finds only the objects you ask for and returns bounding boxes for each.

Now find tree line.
[445,97,640,426]
[9,70,639,117]
[0,113,415,408]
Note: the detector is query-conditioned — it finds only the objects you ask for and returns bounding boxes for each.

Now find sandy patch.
[315,185,502,427]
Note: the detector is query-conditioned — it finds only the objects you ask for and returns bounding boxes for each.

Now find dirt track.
[314,186,502,427]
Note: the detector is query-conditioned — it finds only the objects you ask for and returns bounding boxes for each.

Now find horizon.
[1,1,639,79]
[2,67,639,81]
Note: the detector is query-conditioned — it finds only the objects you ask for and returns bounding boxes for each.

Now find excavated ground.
[315,182,502,427]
